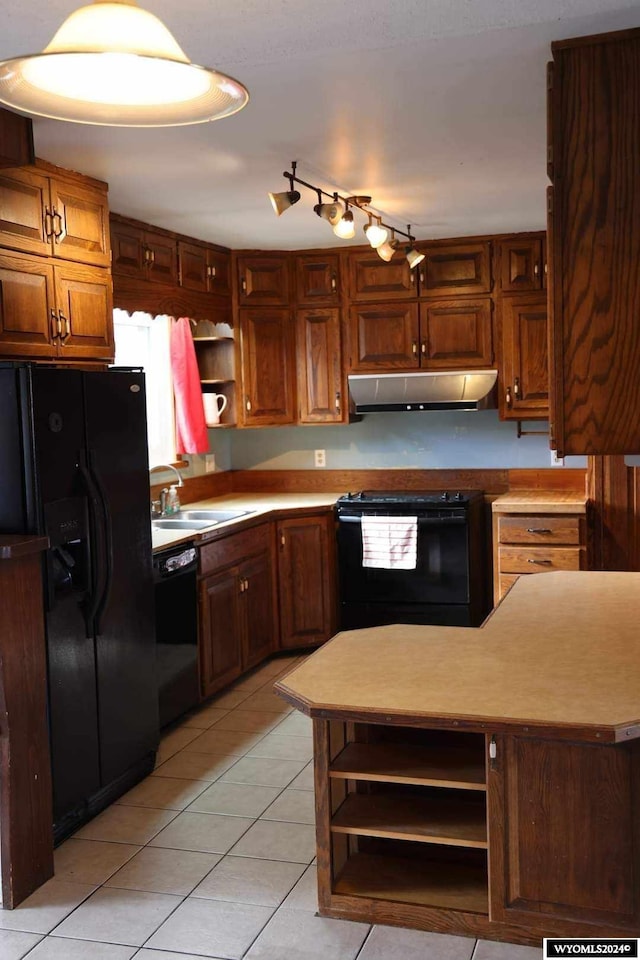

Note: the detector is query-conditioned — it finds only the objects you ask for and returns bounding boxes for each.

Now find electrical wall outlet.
[314,449,326,468]
[204,454,216,474]
[550,450,564,467]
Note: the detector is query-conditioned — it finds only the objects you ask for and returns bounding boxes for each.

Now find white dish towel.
[361,515,418,570]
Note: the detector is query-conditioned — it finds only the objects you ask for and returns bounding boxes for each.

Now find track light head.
[363,216,388,249]
[314,200,344,226]
[377,235,398,262]
[333,209,355,239]
[405,245,425,269]
[268,189,301,216]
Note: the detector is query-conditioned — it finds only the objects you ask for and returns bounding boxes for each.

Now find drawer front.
[498,545,582,574]
[199,522,271,575]
[498,514,581,545]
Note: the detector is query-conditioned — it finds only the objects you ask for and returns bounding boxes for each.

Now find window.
[112,309,176,466]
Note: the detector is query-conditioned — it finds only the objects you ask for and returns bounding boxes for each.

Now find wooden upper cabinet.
[348,251,416,301]
[549,29,640,455]
[239,307,296,425]
[0,107,34,169]
[348,302,420,371]
[0,251,113,361]
[294,254,340,304]
[499,293,548,420]
[296,307,343,422]
[418,241,492,297]
[0,167,109,267]
[421,298,493,369]
[498,236,544,293]
[488,735,640,931]
[277,514,335,649]
[178,240,230,296]
[237,255,289,305]
[111,217,178,285]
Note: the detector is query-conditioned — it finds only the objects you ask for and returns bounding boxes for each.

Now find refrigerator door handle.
[77,451,103,638]
[88,450,114,637]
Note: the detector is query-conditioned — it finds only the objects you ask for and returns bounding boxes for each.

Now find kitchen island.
[275,571,640,946]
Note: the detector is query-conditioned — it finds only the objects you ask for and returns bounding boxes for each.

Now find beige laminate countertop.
[151,492,341,553]
[276,571,640,742]
[491,490,588,514]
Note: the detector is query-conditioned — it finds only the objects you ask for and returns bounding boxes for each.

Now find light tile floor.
[4,654,543,960]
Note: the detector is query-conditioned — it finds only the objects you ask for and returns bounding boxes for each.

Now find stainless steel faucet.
[149,464,184,518]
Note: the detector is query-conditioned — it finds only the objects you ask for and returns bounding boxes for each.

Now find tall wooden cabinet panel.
[421,298,493,369]
[497,237,544,293]
[239,307,296,425]
[241,552,277,669]
[348,251,415,301]
[549,29,640,455]
[0,251,113,359]
[296,308,343,422]
[488,735,640,930]
[498,294,548,420]
[348,302,420,371]
[295,254,340,304]
[237,255,289,305]
[199,568,243,698]
[277,514,335,649]
[418,241,492,298]
[0,107,34,169]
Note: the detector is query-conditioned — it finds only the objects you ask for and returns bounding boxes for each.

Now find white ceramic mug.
[203,393,228,425]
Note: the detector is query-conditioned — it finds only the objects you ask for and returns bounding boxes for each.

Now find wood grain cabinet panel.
[110,219,177,285]
[549,30,640,455]
[0,107,34,169]
[239,307,296,425]
[144,230,177,285]
[497,237,543,292]
[418,241,492,297]
[295,254,340,304]
[49,179,110,268]
[421,298,493,369]
[0,169,50,257]
[348,251,416,301]
[488,735,640,929]
[296,307,343,422]
[54,263,114,360]
[277,514,336,649]
[237,255,289,305]
[348,302,420,371]
[0,252,56,357]
[199,567,243,698]
[178,241,230,296]
[241,551,277,669]
[498,293,548,420]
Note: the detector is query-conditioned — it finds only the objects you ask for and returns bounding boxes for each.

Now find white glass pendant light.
[0,0,249,126]
[333,208,356,239]
[363,215,388,249]
[405,245,425,269]
[377,233,398,262]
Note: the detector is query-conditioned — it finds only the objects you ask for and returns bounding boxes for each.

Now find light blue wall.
[228,411,587,471]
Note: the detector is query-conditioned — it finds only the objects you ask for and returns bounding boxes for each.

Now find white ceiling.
[0,0,638,250]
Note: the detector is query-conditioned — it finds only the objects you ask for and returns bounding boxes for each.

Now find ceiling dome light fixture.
[363,214,388,250]
[0,0,249,126]
[267,163,423,267]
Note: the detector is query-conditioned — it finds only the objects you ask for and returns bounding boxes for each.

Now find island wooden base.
[311,717,640,946]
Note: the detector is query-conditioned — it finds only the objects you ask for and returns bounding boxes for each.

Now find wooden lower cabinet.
[312,718,640,944]
[0,251,113,360]
[277,514,336,649]
[198,523,278,698]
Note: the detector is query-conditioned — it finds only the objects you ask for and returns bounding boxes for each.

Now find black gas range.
[336,490,489,630]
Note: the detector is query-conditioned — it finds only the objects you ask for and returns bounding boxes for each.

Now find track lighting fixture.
[363,214,388,250]
[267,162,423,267]
[268,161,301,216]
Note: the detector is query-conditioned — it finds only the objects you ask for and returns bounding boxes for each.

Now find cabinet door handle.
[331,275,337,292]
[505,386,512,407]
[241,277,247,293]
[419,270,425,285]
[533,262,539,276]
[149,249,155,264]
[526,527,552,534]
[412,341,418,356]
[239,579,245,593]
[144,248,150,264]
[335,391,341,413]
[280,533,286,548]
[210,265,216,279]
[50,309,59,341]
[243,577,249,592]
[489,735,498,772]
[513,377,520,397]
[527,558,553,565]
[421,341,426,355]
[44,207,54,239]
[245,396,252,412]
[410,270,416,285]
[52,210,65,241]
[59,311,70,343]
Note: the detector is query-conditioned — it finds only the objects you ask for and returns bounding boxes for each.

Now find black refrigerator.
[0,362,159,842]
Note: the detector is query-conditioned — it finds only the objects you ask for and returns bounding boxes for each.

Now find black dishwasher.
[153,543,199,727]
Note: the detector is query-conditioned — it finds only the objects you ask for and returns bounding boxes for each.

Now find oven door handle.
[337,514,467,525]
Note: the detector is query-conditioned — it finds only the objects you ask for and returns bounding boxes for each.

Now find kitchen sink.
[152,519,214,530]
[176,509,253,523]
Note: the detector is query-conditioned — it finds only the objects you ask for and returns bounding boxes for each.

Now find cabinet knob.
[513,377,520,398]
[421,341,426,355]
[211,265,216,279]
[505,386,512,407]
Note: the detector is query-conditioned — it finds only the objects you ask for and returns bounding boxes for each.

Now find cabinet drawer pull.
[526,528,552,534]
[527,558,553,565]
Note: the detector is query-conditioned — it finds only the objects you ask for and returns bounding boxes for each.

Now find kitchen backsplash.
[186,410,587,474]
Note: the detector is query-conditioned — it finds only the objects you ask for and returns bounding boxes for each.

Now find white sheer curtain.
[113,309,176,466]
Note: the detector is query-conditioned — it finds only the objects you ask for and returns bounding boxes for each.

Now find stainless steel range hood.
[347,370,498,413]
